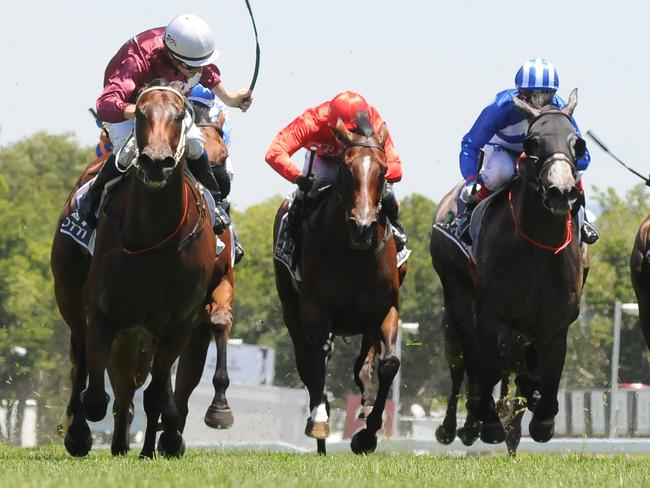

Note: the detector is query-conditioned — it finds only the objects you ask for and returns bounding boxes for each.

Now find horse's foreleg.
[205,273,234,429]
[528,328,568,443]
[81,313,113,423]
[140,333,189,459]
[354,335,376,419]
[174,323,212,433]
[64,329,92,456]
[302,300,332,442]
[351,306,400,455]
[467,308,505,444]
[109,381,137,456]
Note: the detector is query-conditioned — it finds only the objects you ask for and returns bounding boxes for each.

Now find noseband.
[131,86,194,182]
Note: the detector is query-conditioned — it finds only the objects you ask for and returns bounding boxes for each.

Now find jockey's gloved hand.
[295,173,314,193]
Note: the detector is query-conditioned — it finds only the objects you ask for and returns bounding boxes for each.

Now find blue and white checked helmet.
[515,58,559,91]
[187,84,215,108]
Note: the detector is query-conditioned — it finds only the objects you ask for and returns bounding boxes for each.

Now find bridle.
[336,139,391,252]
[521,109,578,198]
[130,86,194,184]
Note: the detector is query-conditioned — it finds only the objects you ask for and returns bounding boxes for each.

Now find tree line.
[0,132,648,441]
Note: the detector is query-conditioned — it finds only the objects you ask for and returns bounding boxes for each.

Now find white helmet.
[164,14,219,67]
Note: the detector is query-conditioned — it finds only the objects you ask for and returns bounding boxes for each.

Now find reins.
[508,190,573,254]
[100,178,201,258]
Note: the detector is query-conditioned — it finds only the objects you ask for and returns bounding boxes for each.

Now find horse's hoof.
[350,428,377,455]
[64,430,92,457]
[80,390,110,422]
[529,417,555,443]
[479,421,505,444]
[111,444,129,456]
[357,404,374,420]
[435,424,456,445]
[204,406,234,429]
[305,418,330,439]
[457,425,480,446]
[157,431,186,458]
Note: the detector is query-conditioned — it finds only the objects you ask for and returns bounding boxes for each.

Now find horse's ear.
[333,117,353,145]
[375,123,388,146]
[562,88,578,117]
[511,93,541,120]
[217,111,226,130]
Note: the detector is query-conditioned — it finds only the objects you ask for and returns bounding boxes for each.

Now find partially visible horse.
[467,89,588,447]
[273,116,402,455]
[51,83,220,458]
[173,99,236,431]
[631,217,650,349]
[429,181,482,447]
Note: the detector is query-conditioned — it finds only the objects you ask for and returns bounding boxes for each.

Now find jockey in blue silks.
[451,58,598,245]
[187,83,246,263]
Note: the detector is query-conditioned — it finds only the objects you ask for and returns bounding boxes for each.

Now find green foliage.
[563,184,650,388]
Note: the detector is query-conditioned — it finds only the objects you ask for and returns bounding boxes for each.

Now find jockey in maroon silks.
[265,91,408,251]
[78,13,252,233]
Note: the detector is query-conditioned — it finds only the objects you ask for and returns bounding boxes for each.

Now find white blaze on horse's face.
[542,154,579,215]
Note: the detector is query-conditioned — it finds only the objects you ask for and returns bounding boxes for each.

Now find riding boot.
[576,191,599,245]
[382,186,408,252]
[456,185,494,244]
[581,220,599,245]
[77,153,122,228]
[219,200,245,264]
[187,150,230,235]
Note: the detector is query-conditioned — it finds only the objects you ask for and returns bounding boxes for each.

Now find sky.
[1,0,649,211]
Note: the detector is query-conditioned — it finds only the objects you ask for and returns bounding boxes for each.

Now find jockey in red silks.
[265,91,408,251]
[78,13,253,233]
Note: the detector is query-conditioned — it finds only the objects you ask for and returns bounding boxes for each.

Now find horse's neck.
[511,179,575,244]
[121,170,186,247]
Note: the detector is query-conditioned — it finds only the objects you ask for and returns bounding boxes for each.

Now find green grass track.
[0,446,649,487]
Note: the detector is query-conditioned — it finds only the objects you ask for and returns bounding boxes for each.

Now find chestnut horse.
[467,90,588,447]
[273,117,401,455]
[51,84,220,458]
[174,102,236,431]
[631,217,650,349]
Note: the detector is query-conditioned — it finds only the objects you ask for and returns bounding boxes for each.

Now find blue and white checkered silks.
[515,58,560,91]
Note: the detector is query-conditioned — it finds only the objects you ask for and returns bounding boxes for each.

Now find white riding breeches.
[479,145,518,192]
[107,113,205,169]
[303,150,338,184]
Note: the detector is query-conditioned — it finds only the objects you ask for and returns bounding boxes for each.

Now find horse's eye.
[174,114,185,123]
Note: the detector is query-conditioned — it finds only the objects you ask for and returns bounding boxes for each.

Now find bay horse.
[174,100,236,431]
[429,181,482,447]
[273,116,401,455]
[631,217,650,349]
[51,83,220,458]
[467,89,588,446]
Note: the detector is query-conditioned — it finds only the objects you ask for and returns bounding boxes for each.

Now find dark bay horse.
[174,102,236,431]
[51,84,218,458]
[273,117,401,455]
[467,89,588,447]
[429,181,482,447]
[631,217,650,349]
